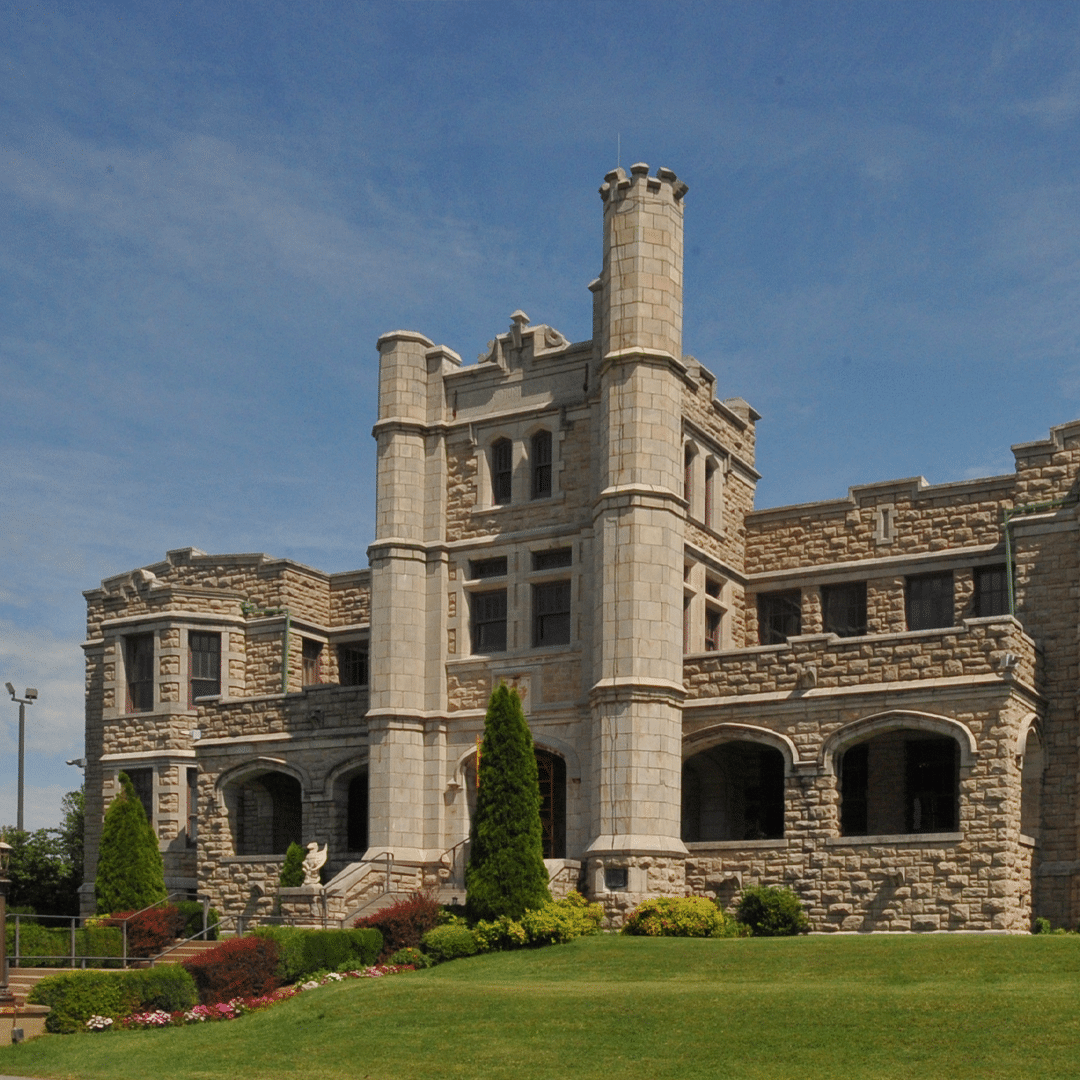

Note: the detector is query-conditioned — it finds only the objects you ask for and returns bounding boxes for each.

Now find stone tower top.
[597,163,688,362]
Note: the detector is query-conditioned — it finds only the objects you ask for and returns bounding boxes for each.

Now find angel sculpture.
[302,841,328,886]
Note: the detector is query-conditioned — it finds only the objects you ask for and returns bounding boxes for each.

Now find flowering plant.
[86,1015,113,1031]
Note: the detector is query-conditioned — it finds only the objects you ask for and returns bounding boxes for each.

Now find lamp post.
[4,685,37,833]
[0,839,13,1005]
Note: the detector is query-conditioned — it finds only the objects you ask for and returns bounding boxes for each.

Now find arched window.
[839,731,959,836]
[681,741,785,842]
[228,770,302,855]
[491,439,513,504]
[1020,727,1044,838]
[531,431,552,500]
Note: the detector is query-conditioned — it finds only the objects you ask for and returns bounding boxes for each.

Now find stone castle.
[82,164,1077,931]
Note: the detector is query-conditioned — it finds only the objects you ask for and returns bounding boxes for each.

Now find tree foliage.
[465,684,551,922]
[95,772,166,915]
[2,788,85,916]
[279,842,305,888]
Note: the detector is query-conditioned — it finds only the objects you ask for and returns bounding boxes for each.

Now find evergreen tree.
[94,772,166,914]
[279,841,305,887]
[465,684,551,922]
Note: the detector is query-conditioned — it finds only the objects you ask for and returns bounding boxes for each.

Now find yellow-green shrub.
[622,896,726,937]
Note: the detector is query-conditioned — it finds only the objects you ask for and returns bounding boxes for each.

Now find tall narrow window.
[757,591,801,645]
[187,767,199,846]
[302,639,322,686]
[126,634,154,713]
[906,572,954,631]
[531,430,552,499]
[683,595,693,653]
[974,565,1009,617]
[189,631,221,703]
[491,439,513,504]
[533,581,571,647]
[471,590,507,653]
[705,610,722,651]
[338,644,369,686]
[126,766,154,826]
[704,461,717,529]
[684,446,695,505]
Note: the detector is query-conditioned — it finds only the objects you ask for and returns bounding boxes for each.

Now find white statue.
[302,841,328,886]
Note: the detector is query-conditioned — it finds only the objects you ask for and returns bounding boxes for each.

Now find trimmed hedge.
[28,965,197,1034]
[623,896,726,938]
[354,892,440,957]
[6,921,123,968]
[420,925,479,964]
[736,885,810,937]
[181,935,280,1004]
[252,926,383,983]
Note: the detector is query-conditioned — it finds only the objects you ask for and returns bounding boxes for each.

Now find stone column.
[586,165,691,920]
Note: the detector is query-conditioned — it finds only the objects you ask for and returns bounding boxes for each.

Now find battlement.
[599,163,689,205]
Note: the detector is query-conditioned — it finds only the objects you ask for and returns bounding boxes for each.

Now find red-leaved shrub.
[106,905,186,958]
[181,936,280,1004]
[354,892,440,958]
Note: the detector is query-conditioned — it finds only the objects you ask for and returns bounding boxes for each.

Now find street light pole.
[4,685,37,833]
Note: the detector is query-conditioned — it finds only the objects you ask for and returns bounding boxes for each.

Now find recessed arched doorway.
[681,741,785,843]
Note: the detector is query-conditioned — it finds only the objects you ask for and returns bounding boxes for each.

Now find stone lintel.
[584,834,689,858]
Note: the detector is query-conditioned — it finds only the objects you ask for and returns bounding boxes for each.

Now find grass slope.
[2,934,1079,1080]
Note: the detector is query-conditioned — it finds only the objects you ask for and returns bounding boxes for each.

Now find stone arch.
[683,723,800,775]
[326,754,370,858]
[681,725,790,843]
[1017,715,1044,838]
[219,761,304,856]
[452,740,569,859]
[825,711,972,838]
[821,710,978,775]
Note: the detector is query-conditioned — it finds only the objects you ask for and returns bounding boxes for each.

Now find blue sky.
[4,1,1080,828]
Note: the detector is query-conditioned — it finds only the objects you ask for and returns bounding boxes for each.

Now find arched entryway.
[464,747,566,859]
[227,770,302,855]
[681,741,785,842]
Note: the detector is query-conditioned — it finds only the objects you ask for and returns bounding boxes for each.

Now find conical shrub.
[94,771,167,914]
[465,684,551,922]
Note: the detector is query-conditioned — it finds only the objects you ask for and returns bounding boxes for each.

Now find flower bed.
[108,966,413,1031]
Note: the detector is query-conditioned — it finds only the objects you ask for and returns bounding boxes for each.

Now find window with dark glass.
[532,547,572,571]
[189,631,221,703]
[126,634,154,713]
[906,572,954,631]
[469,556,507,579]
[974,565,1009,617]
[472,590,507,653]
[684,445,694,505]
[338,644,369,686]
[704,461,717,528]
[491,439,513,504]
[302,638,322,685]
[683,594,692,653]
[187,767,198,846]
[757,590,801,645]
[126,766,154,825]
[906,738,958,833]
[822,582,867,637]
[531,430,552,499]
[533,581,571,647]
[705,610,722,651]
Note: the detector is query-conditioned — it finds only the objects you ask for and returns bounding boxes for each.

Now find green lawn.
[2,933,1079,1080]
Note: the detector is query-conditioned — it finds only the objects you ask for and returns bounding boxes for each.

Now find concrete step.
[5,967,70,1005]
[152,939,223,965]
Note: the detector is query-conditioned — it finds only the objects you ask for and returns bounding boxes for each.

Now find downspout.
[240,602,291,695]
[1003,497,1078,615]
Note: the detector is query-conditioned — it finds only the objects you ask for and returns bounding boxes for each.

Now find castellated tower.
[368,333,461,867]
[586,164,692,902]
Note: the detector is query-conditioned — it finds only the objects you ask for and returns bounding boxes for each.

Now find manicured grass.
[2,933,1079,1080]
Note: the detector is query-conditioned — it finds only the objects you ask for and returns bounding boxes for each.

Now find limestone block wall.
[682,685,1036,931]
[683,617,1038,700]
[329,570,371,627]
[746,474,1015,575]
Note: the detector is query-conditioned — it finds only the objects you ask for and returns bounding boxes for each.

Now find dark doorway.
[536,750,566,859]
[347,773,369,853]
